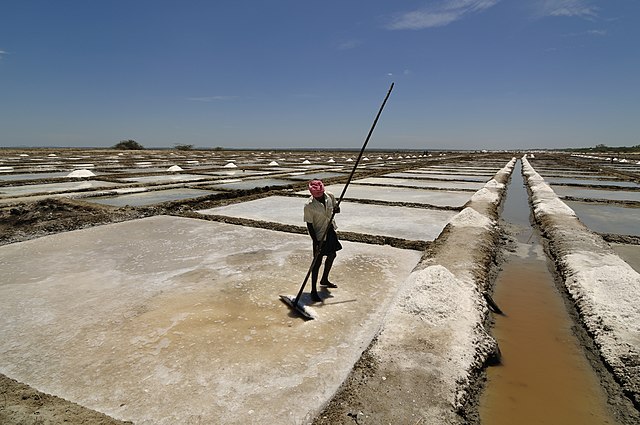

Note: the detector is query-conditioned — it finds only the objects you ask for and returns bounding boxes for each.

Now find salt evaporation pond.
[0,180,121,197]
[209,178,294,190]
[88,188,219,207]
[565,200,640,236]
[0,216,421,424]
[297,183,472,208]
[355,177,484,191]
[286,172,346,181]
[117,174,213,184]
[552,186,640,203]
[198,195,457,241]
[0,172,72,181]
[383,172,490,182]
[544,177,639,188]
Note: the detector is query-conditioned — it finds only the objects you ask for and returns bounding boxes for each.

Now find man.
[304,179,342,302]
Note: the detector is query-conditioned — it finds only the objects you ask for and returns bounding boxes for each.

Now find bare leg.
[320,252,336,286]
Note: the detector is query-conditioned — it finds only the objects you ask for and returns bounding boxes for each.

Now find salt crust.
[167,165,183,172]
[449,206,494,230]
[522,156,640,400]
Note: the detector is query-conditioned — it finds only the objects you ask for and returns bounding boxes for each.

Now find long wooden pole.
[293,82,395,305]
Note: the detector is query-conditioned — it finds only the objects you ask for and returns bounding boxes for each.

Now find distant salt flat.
[198,195,456,241]
[355,177,484,191]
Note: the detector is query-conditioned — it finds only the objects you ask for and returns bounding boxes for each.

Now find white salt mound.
[66,169,96,178]
[449,207,494,230]
[224,163,238,168]
[302,160,311,165]
[167,165,183,172]
[268,161,279,166]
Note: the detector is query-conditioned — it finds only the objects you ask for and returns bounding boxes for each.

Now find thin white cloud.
[337,39,362,50]
[0,50,8,59]
[564,28,607,36]
[386,0,500,30]
[539,0,599,18]
[187,96,238,102]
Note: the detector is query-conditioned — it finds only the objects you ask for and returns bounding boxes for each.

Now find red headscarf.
[308,179,325,197]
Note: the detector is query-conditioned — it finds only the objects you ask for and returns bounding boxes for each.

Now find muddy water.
[479,161,621,424]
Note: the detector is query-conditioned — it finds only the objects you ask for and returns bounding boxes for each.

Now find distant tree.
[174,143,194,151]
[113,139,144,150]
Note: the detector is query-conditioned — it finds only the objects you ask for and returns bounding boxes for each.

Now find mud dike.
[1,149,639,424]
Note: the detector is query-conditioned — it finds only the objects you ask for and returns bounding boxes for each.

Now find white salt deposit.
[268,161,279,166]
[66,169,96,178]
[449,207,494,230]
[327,159,335,163]
[167,165,183,172]
[302,160,311,164]
[223,162,238,168]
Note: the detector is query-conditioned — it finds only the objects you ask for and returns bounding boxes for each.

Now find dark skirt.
[320,226,342,255]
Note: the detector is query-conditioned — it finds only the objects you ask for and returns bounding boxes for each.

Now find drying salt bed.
[355,177,484,191]
[208,178,295,190]
[522,157,640,406]
[543,177,639,188]
[201,169,270,177]
[383,172,490,182]
[87,188,220,207]
[0,216,421,424]
[117,174,213,184]
[552,186,640,203]
[563,200,640,237]
[198,196,457,242]
[297,183,473,208]
[0,180,121,198]
[0,172,71,181]
[286,172,346,181]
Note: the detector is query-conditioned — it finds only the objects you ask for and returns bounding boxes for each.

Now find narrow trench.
[479,160,622,424]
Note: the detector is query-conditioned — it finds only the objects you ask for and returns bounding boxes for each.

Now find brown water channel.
[479,161,621,424]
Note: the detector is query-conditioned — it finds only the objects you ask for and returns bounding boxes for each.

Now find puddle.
[480,161,621,424]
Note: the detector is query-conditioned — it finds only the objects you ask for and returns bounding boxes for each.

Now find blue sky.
[1,0,639,150]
